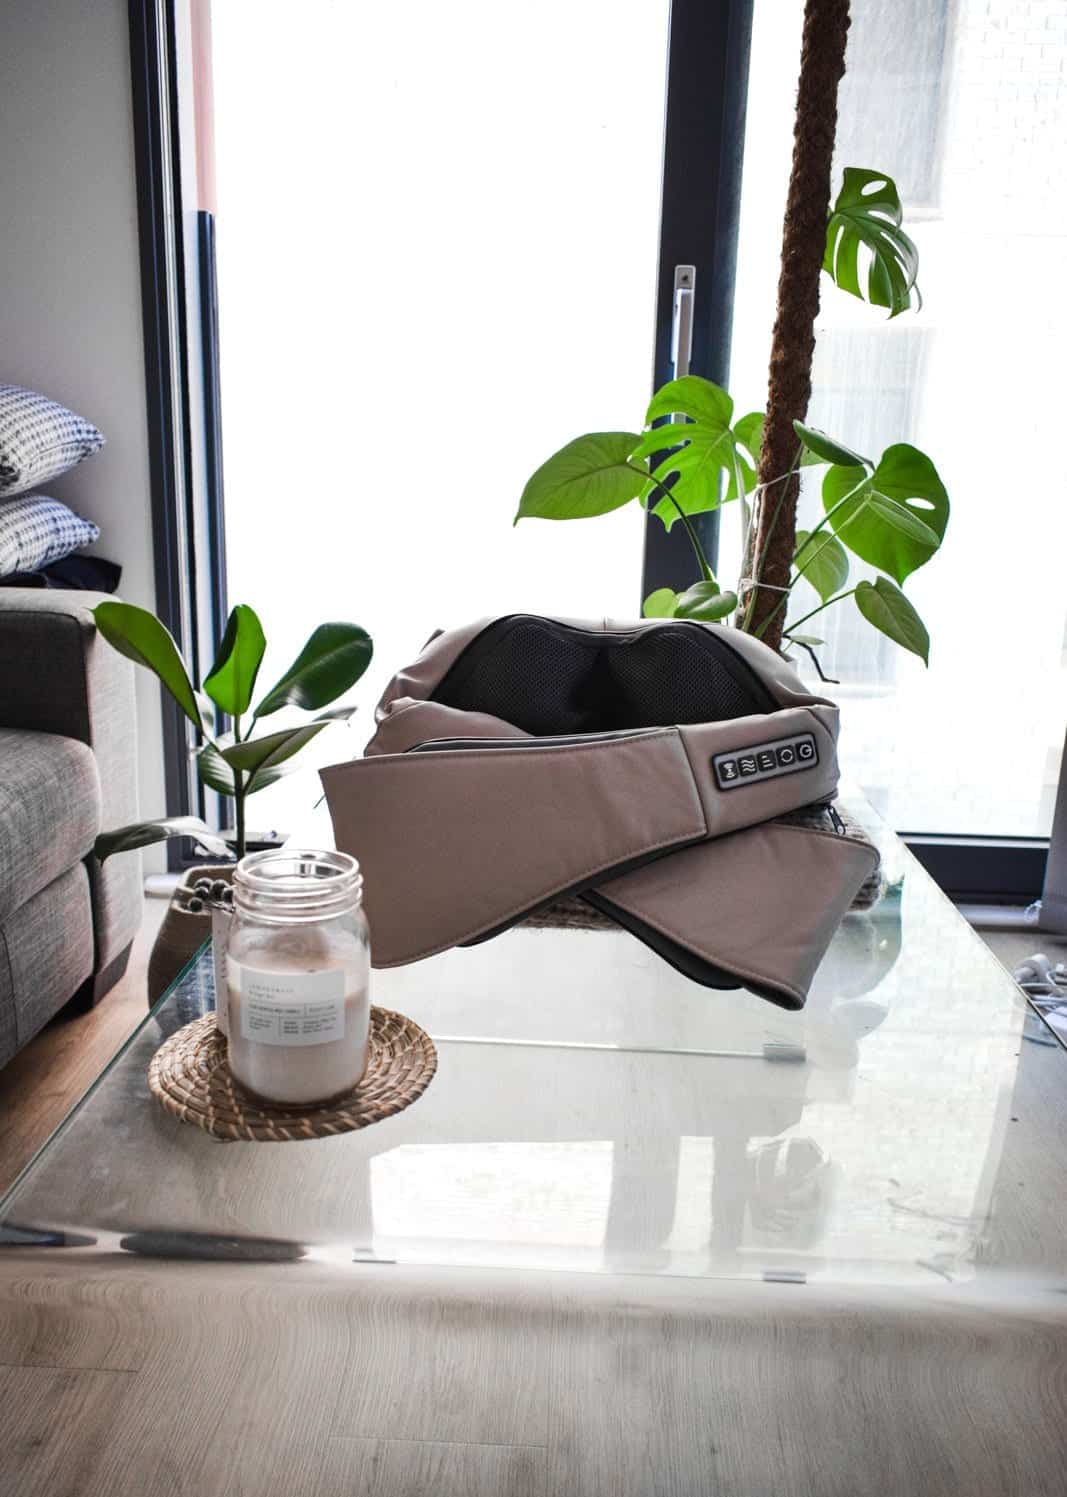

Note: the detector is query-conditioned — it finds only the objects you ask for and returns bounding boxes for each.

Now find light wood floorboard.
[547,1283,1067,1497]
[0,1259,1065,1497]
[314,1437,546,1497]
[0,1267,152,1371]
[330,1274,551,1446]
[0,1361,136,1497]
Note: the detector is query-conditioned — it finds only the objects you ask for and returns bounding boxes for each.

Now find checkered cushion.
[0,495,100,577]
[0,383,104,498]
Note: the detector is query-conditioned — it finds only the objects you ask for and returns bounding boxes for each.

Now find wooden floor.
[0,898,166,1197]
[1,1252,1066,1497]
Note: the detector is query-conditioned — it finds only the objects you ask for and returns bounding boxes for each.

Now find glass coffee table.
[2,799,1065,1288]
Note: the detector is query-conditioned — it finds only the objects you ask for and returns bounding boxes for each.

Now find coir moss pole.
[743,0,851,651]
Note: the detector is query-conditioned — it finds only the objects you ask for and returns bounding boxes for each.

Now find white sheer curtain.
[725,0,1067,836]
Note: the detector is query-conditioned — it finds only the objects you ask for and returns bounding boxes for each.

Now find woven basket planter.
[147,863,235,1008]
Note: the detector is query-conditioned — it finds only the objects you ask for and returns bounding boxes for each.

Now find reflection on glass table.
[0,800,1048,1288]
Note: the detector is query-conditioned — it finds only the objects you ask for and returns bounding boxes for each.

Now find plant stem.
[749,470,870,640]
[741,462,802,633]
[628,465,714,584]
[783,469,868,575]
[781,586,857,638]
[234,777,246,862]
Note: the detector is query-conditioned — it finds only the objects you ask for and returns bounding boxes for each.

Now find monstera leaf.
[632,377,752,529]
[793,529,849,604]
[673,582,738,622]
[822,444,949,585]
[824,168,920,318]
[740,414,829,474]
[793,422,871,469]
[642,588,679,618]
[732,411,764,469]
[515,433,644,521]
[854,577,930,665]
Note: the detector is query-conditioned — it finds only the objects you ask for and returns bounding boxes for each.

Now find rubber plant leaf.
[854,577,930,665]
[94,817,229,863]
[824,168,920,318]
[195,741,289,798]
[203,604,267,718]
[254,625,373,717]
[221,712,351,779]
[822,444,949,585]
[93,601,201,731]
[514,433,644,521]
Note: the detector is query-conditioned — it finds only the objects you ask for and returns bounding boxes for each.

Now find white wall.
[0,0,165,861]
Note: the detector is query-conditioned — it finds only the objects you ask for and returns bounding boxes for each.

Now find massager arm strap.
[320,707,841,969]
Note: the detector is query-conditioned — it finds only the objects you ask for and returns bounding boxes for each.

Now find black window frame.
[641,0,754,602]
[129,0,1048,902]
[129,0,227,868]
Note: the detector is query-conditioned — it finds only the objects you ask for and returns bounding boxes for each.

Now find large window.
[723,0,1067,838]
[210,0,672,830]
[165,0,1065,857]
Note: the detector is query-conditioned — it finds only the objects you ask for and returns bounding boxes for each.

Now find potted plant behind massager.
[91,603,375,1101]
[514,170,949,676]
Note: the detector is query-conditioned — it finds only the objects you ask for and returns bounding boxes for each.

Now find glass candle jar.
[225,849,370,1107]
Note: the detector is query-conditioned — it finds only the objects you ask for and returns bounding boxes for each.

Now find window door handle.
[670,265,696,408]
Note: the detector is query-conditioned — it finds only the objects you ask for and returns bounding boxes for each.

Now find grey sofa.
[0,589,142,1068]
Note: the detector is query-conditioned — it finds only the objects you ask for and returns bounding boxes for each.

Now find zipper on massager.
[406,727,665,753]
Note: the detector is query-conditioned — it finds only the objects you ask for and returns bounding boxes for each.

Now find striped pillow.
[0,384,105,498]
[0,495,100,577]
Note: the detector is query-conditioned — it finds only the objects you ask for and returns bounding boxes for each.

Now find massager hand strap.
[586,819,879,1011]
[320,706,841,969]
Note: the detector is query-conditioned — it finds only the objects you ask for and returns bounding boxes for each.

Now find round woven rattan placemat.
[148,1009,437,1142]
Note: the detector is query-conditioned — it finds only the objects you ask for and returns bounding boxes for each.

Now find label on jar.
[235,965,346,1046]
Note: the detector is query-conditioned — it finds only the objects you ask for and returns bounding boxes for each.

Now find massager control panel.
[713,732,818,791]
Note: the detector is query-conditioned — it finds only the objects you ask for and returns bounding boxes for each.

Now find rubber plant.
[515,0,945,672]
[91,602,373,863]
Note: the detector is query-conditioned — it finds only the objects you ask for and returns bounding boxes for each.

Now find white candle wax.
[226,949,370,1107]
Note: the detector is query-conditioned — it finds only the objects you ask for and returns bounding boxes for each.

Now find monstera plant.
[514,169,946,673]
[92,602,373,863]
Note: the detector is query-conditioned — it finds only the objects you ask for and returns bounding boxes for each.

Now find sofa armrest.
[0,587,142,972]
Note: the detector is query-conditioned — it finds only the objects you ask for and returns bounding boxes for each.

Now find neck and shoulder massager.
[321,614,878,1010]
